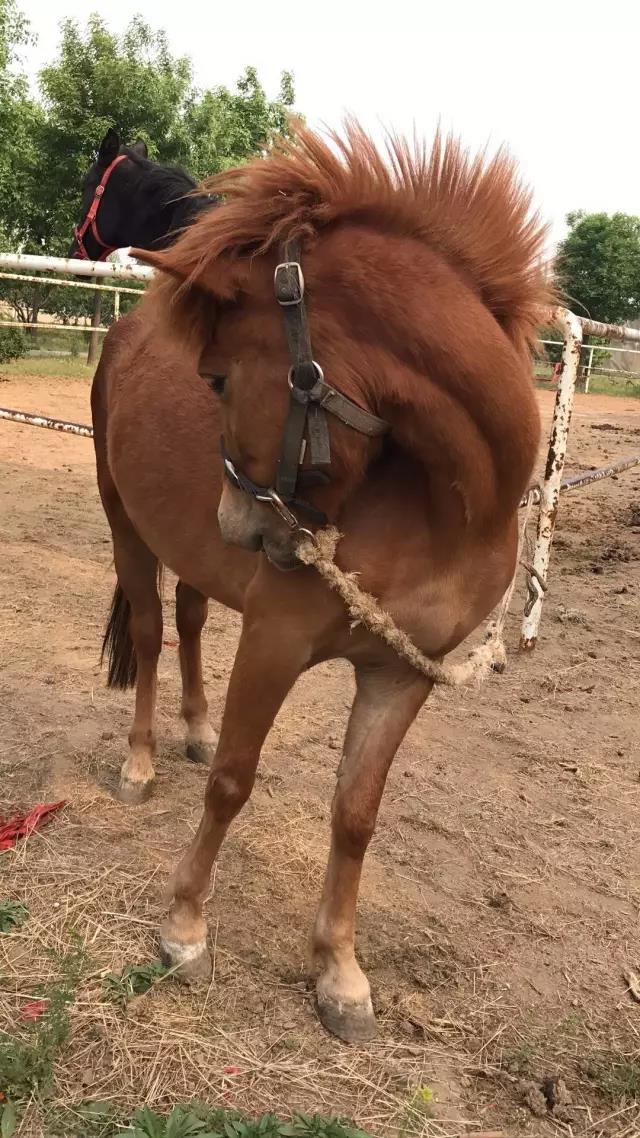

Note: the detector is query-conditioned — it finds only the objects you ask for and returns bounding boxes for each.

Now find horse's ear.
[132,246,246,299]
[130,138,148,158]
[131,247,187,281]
[97,128,120,166]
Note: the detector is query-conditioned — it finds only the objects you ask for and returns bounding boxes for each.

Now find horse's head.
[134,232,387,570]
[70,129,149,260]
[135,123,548,571]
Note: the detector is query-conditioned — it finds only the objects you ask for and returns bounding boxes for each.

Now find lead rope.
[296,491,535,687]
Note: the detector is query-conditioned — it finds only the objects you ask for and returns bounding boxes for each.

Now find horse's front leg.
[313,661,432,1042]
[160,603,310,981]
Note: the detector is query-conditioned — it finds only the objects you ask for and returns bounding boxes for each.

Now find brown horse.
[93,122,548,1041]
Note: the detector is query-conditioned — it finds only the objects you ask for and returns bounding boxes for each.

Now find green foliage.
[0,273,51,324]
[183,66,295,181]
[0,940,86,1112]
[19,13,294,257]
[116,1104,371,1138]
[102,960,169,1007]
[0,6,295,333]
[0,326,26,364]
[0,0,38,249]
[556,211,640,325]
[579,1049,640,1103]
[45,1101,372,1138]
[0,354,92,378]
[0,1099,17,1138]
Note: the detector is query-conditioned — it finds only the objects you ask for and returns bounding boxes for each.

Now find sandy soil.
[0,373,639,1137]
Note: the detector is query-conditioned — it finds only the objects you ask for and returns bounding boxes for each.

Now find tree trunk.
[87,291,102,366]
[26,308,39,339]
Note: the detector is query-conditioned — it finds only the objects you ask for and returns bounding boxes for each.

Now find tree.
[556,211,640,325]
[0,10,296,341]
[0,0,42,249]
[183,66,295,180]
[35,15,295,254]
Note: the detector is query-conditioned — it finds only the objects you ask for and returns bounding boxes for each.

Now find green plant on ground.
[501,1041,541,1078]
[0,938,86,1132]
[0,355,94,379]
[580,1053,640,1103]
[47,1102,373,1138]
[0,901,27,933]
[103,961,169,1007]
[117,1104,372,1138]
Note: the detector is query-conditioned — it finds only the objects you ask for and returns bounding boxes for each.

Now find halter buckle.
[274,260,304,306]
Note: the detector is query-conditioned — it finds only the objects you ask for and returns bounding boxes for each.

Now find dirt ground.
[1,372,639,1137]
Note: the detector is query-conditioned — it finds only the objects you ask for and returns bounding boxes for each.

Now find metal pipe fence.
[0,252,153,281]
[520,306,640,648]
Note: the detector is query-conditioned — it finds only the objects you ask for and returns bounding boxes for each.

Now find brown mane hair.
[136,119,551,355]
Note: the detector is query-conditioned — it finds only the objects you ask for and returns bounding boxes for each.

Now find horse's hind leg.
[312,661,432,1042]
[175,581,217,765]
[100,492,163,805]
[93,357,162,804]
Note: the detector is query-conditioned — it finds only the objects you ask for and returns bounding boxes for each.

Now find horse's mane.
[137,120,551,352]
[124,147,197,201]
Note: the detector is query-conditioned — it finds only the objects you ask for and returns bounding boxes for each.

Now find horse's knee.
[205,765,254,823]
[332,794,376,858]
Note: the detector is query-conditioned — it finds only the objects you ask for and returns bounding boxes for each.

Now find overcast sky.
[21,0,639,248]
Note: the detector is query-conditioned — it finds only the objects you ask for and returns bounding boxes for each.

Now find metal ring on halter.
[295,527,318,546]
[265,489,299,530]
[287,361,324,393]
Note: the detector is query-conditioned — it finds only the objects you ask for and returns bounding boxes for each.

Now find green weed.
[0,902,27,934]
[0,939,86,1131]
[102,961,170,1007]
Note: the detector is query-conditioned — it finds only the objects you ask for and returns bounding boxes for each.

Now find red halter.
[73,153,128,260]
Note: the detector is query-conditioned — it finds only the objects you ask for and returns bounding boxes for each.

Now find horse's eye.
[202,373,226,396]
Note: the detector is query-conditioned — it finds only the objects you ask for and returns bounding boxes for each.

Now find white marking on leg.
[161,937,208,964]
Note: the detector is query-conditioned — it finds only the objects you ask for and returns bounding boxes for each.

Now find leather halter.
[73,153,128,261]
[219,238,389,532]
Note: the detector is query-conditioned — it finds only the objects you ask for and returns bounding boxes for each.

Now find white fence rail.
[0,253,150,340]
[1,253,639,653]
[0,252,153,281]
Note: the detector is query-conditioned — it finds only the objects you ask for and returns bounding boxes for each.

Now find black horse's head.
[69,128,202,260]
[69,129,150,260]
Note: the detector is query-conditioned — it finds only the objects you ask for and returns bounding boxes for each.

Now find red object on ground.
[0,801,67,850]
[19,999,49,1021]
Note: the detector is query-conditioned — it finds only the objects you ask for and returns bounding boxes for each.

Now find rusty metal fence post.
[520,307,583,649]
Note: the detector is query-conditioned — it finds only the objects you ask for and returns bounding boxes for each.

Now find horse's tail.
[101,584,136,690]
[100,567,164,690]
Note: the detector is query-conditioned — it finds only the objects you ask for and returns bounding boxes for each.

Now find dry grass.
[4,804,640,1138]
[0,810,480,1138]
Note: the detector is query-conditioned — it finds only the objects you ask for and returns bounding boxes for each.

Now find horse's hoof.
[159,935,212,985]
[114,778,154,805]
[186,742,215,766]
[316,992,378,1043]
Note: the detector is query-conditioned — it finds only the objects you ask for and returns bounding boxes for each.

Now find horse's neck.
[131,168,206,250]
[161,194,212,246]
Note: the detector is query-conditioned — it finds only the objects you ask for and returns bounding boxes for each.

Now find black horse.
[71,130,221,770]
[70,128,212,260]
